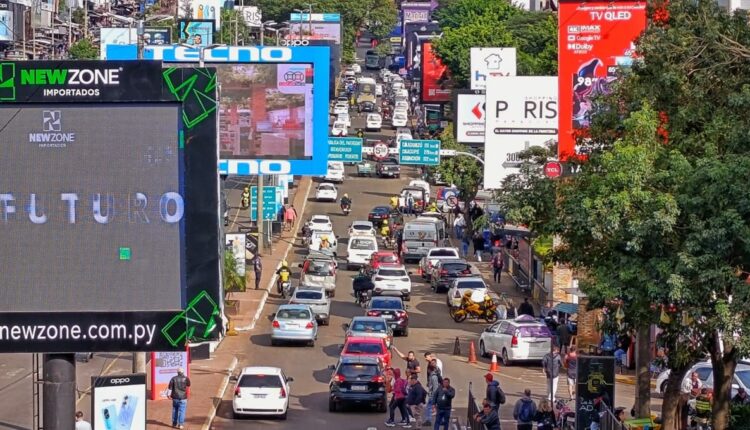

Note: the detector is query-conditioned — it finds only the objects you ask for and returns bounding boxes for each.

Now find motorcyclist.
[241,186,250,209]
[320,235,331,250]
[460,291,481,314]
[341,194,352,211]
[389,195,399,211]
[275,260,291,294]
[357,129,365,139]
[427,201,438,213]
[352,270,375,304]
[380,219,390,239]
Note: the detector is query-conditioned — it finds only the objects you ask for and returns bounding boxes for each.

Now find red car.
[340,336,391,367]
[367,251,401,273]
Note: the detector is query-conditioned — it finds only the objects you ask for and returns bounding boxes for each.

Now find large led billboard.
[106,45,331,176]
[421,41,451,103]
[287,22,341,44]
[558,0,646,160]
[0,61,220,352]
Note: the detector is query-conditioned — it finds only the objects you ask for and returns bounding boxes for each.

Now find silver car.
[290,287,331,326]
[343,316,394,348]
[299,255,338,297]
[271,304,318,347]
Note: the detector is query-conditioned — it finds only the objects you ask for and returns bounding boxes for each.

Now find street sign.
[328,137,363,162]
[250,186,280,221]
[439,149,457,157]
[373,142,389,160]
[544,161,562,178]
[399,139,441,166]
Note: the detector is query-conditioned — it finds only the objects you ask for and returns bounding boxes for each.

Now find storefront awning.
[554,302,578,315]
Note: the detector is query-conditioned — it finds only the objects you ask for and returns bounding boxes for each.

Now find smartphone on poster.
[117,395,138,429]
[101,404,117,430]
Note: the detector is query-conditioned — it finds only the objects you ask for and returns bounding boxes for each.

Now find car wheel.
[479,341,489,358]
[502,348,512,366]
[401,327,409,337]
[279,410,288,420]
[329,398,337,412]
[660,380,668,394]
[270,339,278,346]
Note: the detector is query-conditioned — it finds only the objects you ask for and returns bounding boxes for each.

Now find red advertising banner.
[558,1,646,160]
[421,41,452,103]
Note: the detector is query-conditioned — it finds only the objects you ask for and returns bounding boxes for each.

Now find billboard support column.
[133,351,147,373]
[257,175,265,254]
[42,354,76,430]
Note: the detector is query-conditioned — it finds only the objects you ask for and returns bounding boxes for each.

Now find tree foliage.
[68,38,99,59]
[431,0,556,86]
[497,1,750,428]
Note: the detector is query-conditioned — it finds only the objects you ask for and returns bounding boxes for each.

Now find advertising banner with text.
[420,41,451,103]
[558,0,646,160]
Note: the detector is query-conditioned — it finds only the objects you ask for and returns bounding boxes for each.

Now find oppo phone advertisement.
[92,374,146,430]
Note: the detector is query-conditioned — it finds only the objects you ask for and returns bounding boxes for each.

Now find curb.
[201,356,238,430]
[236,177,314,332]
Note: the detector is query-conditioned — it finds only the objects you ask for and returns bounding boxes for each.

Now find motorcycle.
[352,272,374,307]
[278,279,292,298]
[449,299,498,323]
[341,203,351,216]
[240,194,249,210]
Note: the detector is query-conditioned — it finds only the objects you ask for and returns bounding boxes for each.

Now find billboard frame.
[420,40,451,104]
[452,89,485,146]
[106,44,331,176]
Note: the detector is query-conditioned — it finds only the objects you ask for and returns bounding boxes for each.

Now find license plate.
[253,394,266,398]
[386,284,396,288]
[382,315,393,320]
[351,385,368,391]
[286,324,298,328]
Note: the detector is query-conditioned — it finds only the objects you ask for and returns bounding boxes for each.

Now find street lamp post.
[259,20,275,46]
[293,8,309,41]
[306,3,313,40]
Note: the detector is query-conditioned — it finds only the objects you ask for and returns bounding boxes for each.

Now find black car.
[359,101,376,113]
[366,296,409,336]
[328,356,387,412]
[430,259,474,293]
[376,159,401,178]
[368,206,391,227]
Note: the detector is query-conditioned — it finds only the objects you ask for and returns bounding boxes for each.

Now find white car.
[478,315,553,365]
[418,247,460,280]
[344,70,356,78]
[337,112,351,127]
[392,112,408,128]
[366,113,382,131]
[308,214,333,232]
[394,100,409,111]
[351,64,362,74]
[315,183,338,202]
[447,277,488,308]
[409,179,431,197]
[348,220,376,237]
[395,130,412,144]
[375,84,383,97]
[333,103,349,115]
[346,235,378,270]
[324,161,345,183]
[332,121,348,137]
[309,230,338,252]
[232,366,293,419]
[372,265,412,301]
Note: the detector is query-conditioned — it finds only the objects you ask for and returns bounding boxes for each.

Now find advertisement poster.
[401,2,431,24]
[0,11,12,42]
[178,19,215,46]
[143,27,171,45]
[186,0,222,29]
[225,234,247,276]
[483,76,557,189]
[455,92,485,144]
[576,356,616,430]
[470,47,516,90]
[92,374,147,430]
[287,22,341,44]
[237,5,261,26]
[420,41,451,103]
[150,351,190,400]
[99,28,137,60]
[558,0,646,159]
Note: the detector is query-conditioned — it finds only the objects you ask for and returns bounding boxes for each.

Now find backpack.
[492,386,506,405]
[419,385,428,404]
[518,400,534,422]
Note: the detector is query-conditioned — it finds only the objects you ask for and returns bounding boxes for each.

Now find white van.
[401,218,448,262]
[346,234,379,270]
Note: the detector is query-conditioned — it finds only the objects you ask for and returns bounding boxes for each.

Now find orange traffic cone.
[468,341,477,364]
[490,353,499,373]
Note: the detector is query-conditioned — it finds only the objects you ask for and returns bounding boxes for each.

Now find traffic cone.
[468,341,477,364]
[490,353,499,373]
[453,337,461,356]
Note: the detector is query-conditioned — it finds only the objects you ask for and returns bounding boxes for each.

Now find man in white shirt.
[424,351,443,375]
[679,371,702,429]
[75,411,92,430]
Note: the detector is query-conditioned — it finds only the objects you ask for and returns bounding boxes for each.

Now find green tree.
[69,38,99,59]
[219,9,252,45]
[433,0,520,29]
[223,251,245,297]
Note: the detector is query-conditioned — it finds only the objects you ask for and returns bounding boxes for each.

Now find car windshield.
[308,261,334,275]
[379,269,407,277]
[372,299,403,309]
[319,185,335,191]
[295,291,323,300]
[339,363,379,378]
[352,224,372,231]
[312,218,329,223]
[518,326,552,338]
[352,320,387,332]
[238,374,283,388]
[350,239,376,250]
[345,342,384,354]
[736,370,750,388]
[276,309,311,320]
[372,207,390,214]
[444,263,470,271]
[394,115,406,120]
[457,280,486,289]
[378,254,399,263]
[431,250,457,257]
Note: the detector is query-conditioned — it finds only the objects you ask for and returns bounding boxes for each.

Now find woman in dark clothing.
[535,399,557,430]
[472,231,485,262]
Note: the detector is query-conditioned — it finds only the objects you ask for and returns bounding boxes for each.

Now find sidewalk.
[146,176,313,429]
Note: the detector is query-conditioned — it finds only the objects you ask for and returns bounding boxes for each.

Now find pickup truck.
[377,159,401,178]
[418,247,461,280]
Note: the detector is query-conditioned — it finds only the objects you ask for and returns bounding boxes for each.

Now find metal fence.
[466,382,488,430]
[599,406,627,430]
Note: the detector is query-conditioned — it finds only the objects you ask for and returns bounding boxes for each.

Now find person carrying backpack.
[513,389,537,430]
[385,368,410,427]
[424,360,442,427]
[406,374,427,427]
[484,373,506,412]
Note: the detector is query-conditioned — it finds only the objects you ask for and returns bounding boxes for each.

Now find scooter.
[341,204,351,216]
[278,279,292,298]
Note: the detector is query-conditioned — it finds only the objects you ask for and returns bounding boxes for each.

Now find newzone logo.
[109,378,131,384]
[29,110,76,147]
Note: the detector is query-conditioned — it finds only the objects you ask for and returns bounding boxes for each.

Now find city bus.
[365,50,384,70]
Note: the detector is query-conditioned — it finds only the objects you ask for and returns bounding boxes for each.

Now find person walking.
[407,193,415,216]
[424,360,442,428]
[75,411,92,430]
[534,399,557,430]
[513,389,537,430]
[385,368,410,427]
[518,298,535,317]
[406,374,427,427]
[424,352,443,375]
[564,345,578,399]
[491,251,504,284]
[461,235,471,258]
[484,373,506,412]
[285,204,297,231]
[168,368,191,429]
[253,254,263,290]
[556,320,571,354]
[472,231,485,262]
[432,377,455,430]
[393,347,421,379]
[453,212,465,239]
[542,346,564,403]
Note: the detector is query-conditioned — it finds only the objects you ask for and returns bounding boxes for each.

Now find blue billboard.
[106,44,331,176]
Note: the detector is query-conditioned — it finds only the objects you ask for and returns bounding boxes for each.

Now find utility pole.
[42,354,76,430]
[256,175,264,255]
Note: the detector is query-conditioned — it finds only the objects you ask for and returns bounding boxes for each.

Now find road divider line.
[201,356,238,430]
